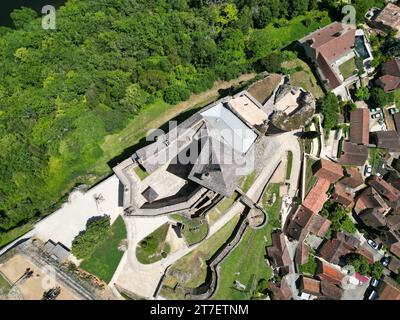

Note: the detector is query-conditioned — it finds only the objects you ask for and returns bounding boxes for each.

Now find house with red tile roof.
[354,187,390,215]
[377,276,400,300]
[317,261,346,287]
[340,167,364,190]
[302,178,331,214]
[377,58,400,92]
[331,182,355,210]
[298,22,358,99]
[368,176,400,203]
[350,108,370,145]
[313,159,344,184]
[340,142,369,167]
[373,3,400,39]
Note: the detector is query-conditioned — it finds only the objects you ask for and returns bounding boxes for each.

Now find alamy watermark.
[42,5,56,30]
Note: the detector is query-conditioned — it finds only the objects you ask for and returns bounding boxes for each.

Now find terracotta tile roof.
[340,142,368,166]
[318,232,361,264]
[368,176,400,202]
[354,187,390,214]
[300,276,321,296]
[319,280,343,300]
[377,74,400,92]
[302,178,330,214]
[373,131,400,152]
[309,214,332,238]
[268,277,293,300]
[313,159,344,184]
[390,241,400,258]
[296,242,309,266]
[359,208,387,229]
[350,108,370,145]
[299,22,356,90]
[394,113,400,134]
[387,214,400,230]
[377,276,400,300]
[286,206,314,240]
[332,182,354,209]
[340,167,364,189]
[267,231,292,269]
[388,256,400,274]
[317,261,346,287]
[375,3,400,31]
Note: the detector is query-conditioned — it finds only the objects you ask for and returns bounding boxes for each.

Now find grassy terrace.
[0,272,11,296]
[160,215,240,298]
[170,214,208,246]
[241,171,257,193]
[0,224,33,249]
[339,58,357,80]
[214,183,282,299]
[207,193,239,226]
[133,165,149,181]
[304,156,318,197]
[286,151,293,180]
[136,223,171,265]
[281,58,324,99]
[80,216,127,283]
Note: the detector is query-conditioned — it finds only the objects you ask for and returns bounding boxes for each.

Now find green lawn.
[262,183,282,230]
[286,151,293,180]
[299,251,318,276]
[304,156,318,197]
[170,214,209,246]
[0,224,33,249]
[133,165,149,181]
[339,58,357,80]
[136,223,171,265]
[80,216,127,283]
[0,272,12,296]
[213,226,273,300]
[163,215,240,292]
[241,171,257,193]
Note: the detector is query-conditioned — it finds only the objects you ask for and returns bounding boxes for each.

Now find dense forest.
[0,0,333,245]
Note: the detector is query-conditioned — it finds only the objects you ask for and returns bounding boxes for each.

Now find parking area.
[0,254,79,300]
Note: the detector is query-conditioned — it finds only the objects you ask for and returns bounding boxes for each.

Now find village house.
[340,142,369,167]
[313,159,344,184]
[371,131,400,152]
[302,178,331,214]
[377,57,400,92]
[373,3,400,38]
[340,167,365,190]
[367,175,400,204]
[331,182,355,210]
[286,206,331,241]
[298,22,359,99]
[267,231,292,274]
[358,208,387,229]
[354,187,390,215]
[350,108,370,145]
[377,276,400,300]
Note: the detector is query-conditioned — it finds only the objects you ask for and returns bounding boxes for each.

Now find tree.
[10,7,37,29]
[370,87,394,107]
[369,262,384,280]
[355,87,370,101]
[317,93,340,133]
[71,215,111,260]
[255,52,283,73]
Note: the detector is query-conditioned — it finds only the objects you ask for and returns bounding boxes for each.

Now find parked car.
[368,290,378,300]
[381,256,391,267]
[389,108,399,115]
[364,165,372,177]
[370,278,380,288]
[367,239,379,250]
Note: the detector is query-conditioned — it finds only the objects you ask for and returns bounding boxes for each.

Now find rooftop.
[313,159,344,184]
[302,178,330,215]
[340,142,368,167]
[350,108,370,145]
